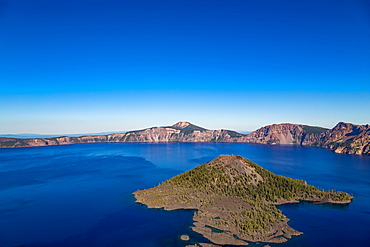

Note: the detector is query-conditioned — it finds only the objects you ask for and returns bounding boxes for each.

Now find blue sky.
[1,0,369,134]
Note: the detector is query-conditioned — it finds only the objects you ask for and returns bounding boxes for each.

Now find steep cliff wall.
[316,122,370,155]
[1,121,369,155]
[238,123,325,145]
[239,122,369,155]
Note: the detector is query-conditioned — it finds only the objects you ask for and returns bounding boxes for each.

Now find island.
[133,155,353,246]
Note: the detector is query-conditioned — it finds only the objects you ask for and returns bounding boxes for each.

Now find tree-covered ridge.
[163,155,351,203]
[133,155,352,245]
[302,125,329,134]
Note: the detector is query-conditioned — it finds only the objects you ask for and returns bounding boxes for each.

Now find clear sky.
[1,0,369,134]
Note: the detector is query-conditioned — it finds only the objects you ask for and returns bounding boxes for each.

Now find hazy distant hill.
[0,131,127,139]
[0,121,369,155]
[0,134,60,139]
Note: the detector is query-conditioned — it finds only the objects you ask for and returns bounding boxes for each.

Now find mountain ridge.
[1,121,369,155]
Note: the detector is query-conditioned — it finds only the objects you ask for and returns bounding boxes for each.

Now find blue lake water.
[0,143,369,246]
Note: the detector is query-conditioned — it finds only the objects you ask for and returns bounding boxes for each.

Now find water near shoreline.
[0,143,369,246]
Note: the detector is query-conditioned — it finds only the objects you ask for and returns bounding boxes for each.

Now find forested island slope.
[134,155,352,246]
[1,121,369,155]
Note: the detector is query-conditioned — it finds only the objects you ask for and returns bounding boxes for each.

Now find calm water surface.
[0,143,369,246]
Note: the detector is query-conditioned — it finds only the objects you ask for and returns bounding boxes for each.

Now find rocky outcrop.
[238,122,370,155]
[315,122,370,155]
[239,123,327,145]
[1,121,369,155]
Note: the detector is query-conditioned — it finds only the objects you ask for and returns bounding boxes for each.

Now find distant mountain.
[0,134,60,139]
[0,121,369,155]
[0,131,126,139]
[237,131,253,135]
[119,122,243,142]
[168,121,207,131]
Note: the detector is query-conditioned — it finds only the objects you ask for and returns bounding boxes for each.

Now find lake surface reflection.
[0,143,369,246]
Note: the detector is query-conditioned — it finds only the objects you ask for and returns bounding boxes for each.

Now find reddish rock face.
[239,122,369,155]
[317,122,370,155]
[0,121,369,155]
[238,123,309,145]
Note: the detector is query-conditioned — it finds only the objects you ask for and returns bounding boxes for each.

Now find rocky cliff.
[239,122,370,155]
[1,121,369,155]
[316,122,370,155]
[239,123,328,145]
